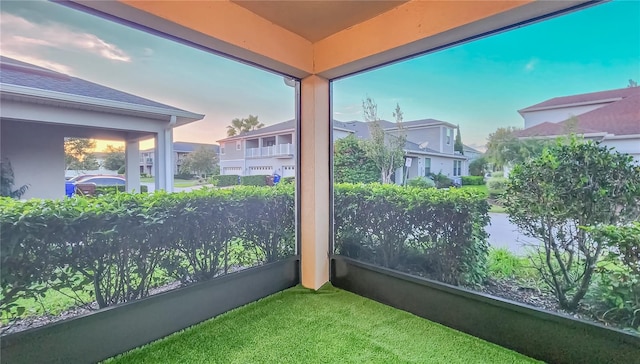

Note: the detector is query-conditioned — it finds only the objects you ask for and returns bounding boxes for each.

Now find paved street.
[486,212,541,256]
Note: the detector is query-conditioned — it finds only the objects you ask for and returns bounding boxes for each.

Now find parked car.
[65,175,125,197]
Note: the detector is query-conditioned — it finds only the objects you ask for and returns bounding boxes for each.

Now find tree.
[505,137,640,310]
[361,98,407,184]
[485,127,548,170]
[454,125,464,155]
[628,79,638,88]
[334,134,379,183]
[0,158,29,198]
[102,145,126,171]
[226,114,264,136]
[64,138,99,170]
[179,147,219,178]
[468,156,487,176]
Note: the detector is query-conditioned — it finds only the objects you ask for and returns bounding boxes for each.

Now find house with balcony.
[140,142,219,176]
[217,120,296,177]
[218,118,467,182]
[516,86,640,163]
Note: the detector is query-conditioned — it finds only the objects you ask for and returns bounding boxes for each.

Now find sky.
[1,0,639,152]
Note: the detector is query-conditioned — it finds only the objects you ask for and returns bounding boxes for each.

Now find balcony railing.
[246,143,294,158]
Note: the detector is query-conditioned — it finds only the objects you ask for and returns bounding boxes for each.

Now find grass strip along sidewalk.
[107,284,539,364]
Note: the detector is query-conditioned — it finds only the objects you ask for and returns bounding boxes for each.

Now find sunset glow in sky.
[1,1,638,152]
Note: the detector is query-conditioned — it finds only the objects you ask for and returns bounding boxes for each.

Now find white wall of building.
[1,120,66,199]
[602,137,640,164]
[521,103,609,128]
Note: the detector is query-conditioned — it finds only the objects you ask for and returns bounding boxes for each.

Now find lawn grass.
[106,285,539,364]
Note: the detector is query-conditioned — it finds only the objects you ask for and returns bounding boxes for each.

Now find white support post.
[124,138,140,193]
[300,75,330,290]
[154,124,174,193]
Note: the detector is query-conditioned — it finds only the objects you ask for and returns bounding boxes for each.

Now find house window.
[220,143,225,155]
[424,158,431,176]
[236,141,241,150]
[446,128,452,145]
[453,160,462,176]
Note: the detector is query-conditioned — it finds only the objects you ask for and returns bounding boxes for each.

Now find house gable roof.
[516,88,640,138]
[0,56,202,119]
[518,86,639,113]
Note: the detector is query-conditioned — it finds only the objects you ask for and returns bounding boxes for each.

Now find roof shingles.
[517,87,640,137]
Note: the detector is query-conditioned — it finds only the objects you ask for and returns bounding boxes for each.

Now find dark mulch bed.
[478,278,616,328]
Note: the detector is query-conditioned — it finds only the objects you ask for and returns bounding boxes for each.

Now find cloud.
[0,12,131,67]
[0,50,72,74]
[524,58,538,72]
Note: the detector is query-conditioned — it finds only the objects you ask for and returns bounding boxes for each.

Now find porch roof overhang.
[0,83,205,141]
[68,0,596,80]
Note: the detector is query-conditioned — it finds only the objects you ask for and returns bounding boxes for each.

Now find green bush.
[585,223,640,332]
[487,177,507,200]
[0,186,295,324]
[174,173,195,180]
[281,177,295,185]
[241,175,267,186]
[211,175,239,187]
[461,176,485,186]
[117,165,125,174]
[429,173,454,189]
[94,185,148,195]
[334,183,489,286]
[505,138,640,310]
[407,176,435,188]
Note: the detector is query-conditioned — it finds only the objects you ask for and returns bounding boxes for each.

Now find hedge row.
[94,185,148,195]
[334,183,490,286]
[212,175,239,187]
[461,176,485,186]
[0,185,295,314]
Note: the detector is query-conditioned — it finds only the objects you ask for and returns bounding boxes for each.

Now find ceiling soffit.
[231,0,408,42]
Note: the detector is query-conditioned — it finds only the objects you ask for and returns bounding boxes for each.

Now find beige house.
[218,118,467,182]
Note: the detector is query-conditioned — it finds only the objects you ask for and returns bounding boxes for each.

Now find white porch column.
[154,127,174,193]
[124,139,140,193]
[300,75,330,290]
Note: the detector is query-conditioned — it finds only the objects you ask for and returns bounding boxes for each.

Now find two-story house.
[516,86,640,163]
[218,118,467,183]
[336,119,468,183]
[140,142,219,176]
[217,120,296,177]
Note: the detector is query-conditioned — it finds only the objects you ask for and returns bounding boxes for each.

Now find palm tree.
[226,115,264,136]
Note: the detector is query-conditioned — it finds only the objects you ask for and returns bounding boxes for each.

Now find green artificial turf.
[107,285,540,364]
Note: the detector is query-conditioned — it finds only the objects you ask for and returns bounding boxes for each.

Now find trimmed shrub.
[461,176,485,186]
[0,186,295,324]
[407,176,435,188]
[174,173,195,180]
[94,185,148,195]
[241,175,268,186]
[334,183,489,286]
[281,177,295,185]
[211,174,239,187]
